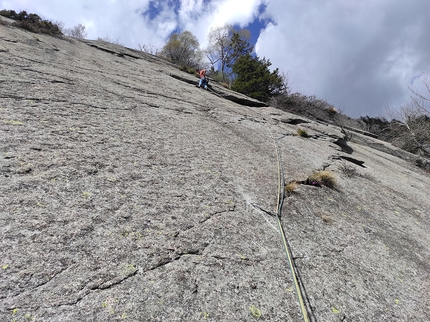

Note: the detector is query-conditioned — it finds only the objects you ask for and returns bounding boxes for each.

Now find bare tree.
[409,74,430,116]
[138,43,159,55]
[54,20,65,33]
[97,36,122,46]
[204,44,221,71]
[385,75,430,156]
[205,24,252,80]
[65,23,87,39]
[206,24,232,75]
[280,71,291,95]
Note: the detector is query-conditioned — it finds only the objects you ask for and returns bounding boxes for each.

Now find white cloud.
[207,0,261,28]
[256,0,430,117]
[176,0,264,47]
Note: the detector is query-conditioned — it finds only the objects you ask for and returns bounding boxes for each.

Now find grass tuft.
[307,170,337,188]
[297,128,309,137]
[285,181,298,194]
[325,106,337,115]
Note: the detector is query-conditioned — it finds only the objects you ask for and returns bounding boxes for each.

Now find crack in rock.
[88,269,138,291]
[280,118,310,125]
[339,155,366,167]
[29,268,139,310]
[148,245,209,271]
[85,43,141,59]
[197,209,235,225]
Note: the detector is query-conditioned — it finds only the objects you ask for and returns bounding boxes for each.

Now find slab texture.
[1,22,429,322]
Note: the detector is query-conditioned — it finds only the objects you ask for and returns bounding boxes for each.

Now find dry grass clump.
[307,170,337,188]
[325,106,338,115]
[285,181,298,194]
[297,128,309,137]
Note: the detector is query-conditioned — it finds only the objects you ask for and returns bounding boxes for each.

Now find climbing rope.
[272,136,310,322]
[198,85,314,320]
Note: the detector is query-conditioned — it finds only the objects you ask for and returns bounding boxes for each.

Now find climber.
[197,69,209,90]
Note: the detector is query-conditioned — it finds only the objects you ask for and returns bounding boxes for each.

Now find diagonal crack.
[35,266,138,310]
[198,208,235,225]
[45,246,210,309]
[89,269,138,291]
[148,244,210,272]
[251,203,277,217]
[28,267,69,292]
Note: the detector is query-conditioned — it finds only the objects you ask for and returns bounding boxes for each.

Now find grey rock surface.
[1,21,429,321]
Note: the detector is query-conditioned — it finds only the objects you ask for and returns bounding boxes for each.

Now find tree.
[65,23,87,39]
[205,24,253,80]
[227,30,253,67]
[138,43,159,55]
[409,74,430,116]
[205,24,231,75]
[161,30,201,68]
[0,10,62,36]
[231,54,285,102]
[54,20,65,33]
[385,75,430,157]
[98,36,122,46]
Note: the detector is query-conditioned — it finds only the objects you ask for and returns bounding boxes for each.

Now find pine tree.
[231,54,285,102]
[227,31,253,68]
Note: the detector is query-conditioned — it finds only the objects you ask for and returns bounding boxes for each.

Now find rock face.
[1,21,430,322]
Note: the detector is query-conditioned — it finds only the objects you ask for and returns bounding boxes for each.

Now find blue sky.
[2,0,430,118]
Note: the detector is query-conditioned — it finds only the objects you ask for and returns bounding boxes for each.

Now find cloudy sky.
[2,0,429,118]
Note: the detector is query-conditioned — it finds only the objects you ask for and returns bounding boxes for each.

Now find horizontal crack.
[0,95,67,102]
[85,43,141,59]
[70,102,107,110]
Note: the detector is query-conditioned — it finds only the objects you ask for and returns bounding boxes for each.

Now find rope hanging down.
[273,138,310,322]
